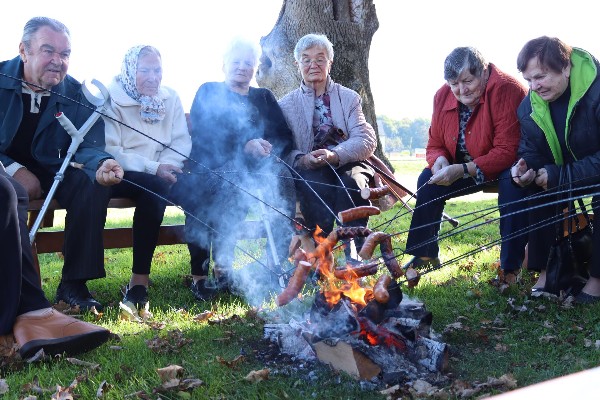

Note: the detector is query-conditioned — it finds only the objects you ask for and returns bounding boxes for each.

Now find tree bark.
[256,0,390,166]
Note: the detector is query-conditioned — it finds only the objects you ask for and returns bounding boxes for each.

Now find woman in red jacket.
[404,47,528,283]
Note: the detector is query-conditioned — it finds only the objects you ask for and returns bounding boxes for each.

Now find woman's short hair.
[22,17,70,51]
[293,34,334,62]
[444,47,488,81]
[516,36,572,74]
[223,37,261,66]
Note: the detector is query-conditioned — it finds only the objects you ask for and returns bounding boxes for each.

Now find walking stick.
[29,79,110,243]
[364,158,460,227]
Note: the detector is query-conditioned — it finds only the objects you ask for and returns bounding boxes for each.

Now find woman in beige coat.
[278,34,376,250]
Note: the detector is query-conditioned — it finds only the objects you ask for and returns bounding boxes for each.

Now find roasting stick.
[364,159,460,227]
[256,189,286,286]
[28,79,110,243]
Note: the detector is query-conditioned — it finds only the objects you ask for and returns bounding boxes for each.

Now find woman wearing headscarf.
[103,45,191,320]
[278,33,377,254]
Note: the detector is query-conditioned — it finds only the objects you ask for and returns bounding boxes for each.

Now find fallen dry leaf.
[245,368,270,383]
[408,379,438,397]
[96,380,112,397]
[379,384,400,395]
[161,378,181,390]
[538,335,557,343]
[494,343,508,352]
[145,330,192,354]
[51,384,74,400]
[179,379,204,390]
[0,334,18,359]
[21,376,46,396]
[443,321,468,334]
[193,311,214,323]
[216,355,246,369]
[66,357,100,370]
[156,365,184,382]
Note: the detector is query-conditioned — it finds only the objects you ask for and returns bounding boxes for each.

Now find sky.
[1,0,600,120]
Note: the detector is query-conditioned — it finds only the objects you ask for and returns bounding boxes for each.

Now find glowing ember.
[356,316,407,351]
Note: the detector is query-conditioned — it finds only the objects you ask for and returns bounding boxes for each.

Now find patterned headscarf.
[118,45,166,124]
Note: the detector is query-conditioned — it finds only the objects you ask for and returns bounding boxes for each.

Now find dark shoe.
[119,285,151,322]
[214,269,233,294]
[574,292,600,305]
[56,281,103,312]
[13,308,110,359]
[191,279,217,301]
[402,256,441,271]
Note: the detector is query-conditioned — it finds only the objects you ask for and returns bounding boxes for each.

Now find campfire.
[265,204,448,383]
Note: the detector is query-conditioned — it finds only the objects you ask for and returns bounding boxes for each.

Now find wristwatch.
[462,163,470,179]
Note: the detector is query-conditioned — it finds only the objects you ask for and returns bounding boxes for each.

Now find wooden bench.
[27,198,266,276]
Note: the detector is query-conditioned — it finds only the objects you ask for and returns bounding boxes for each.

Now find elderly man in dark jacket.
[0,17,122,311]
[1,166,111,359]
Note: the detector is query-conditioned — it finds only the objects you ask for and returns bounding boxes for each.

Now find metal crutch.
[29,79,110,243]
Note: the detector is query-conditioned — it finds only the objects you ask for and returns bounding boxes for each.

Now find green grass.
[2,160,600,399]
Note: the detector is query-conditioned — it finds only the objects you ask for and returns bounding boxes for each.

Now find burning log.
[337,205,380,224]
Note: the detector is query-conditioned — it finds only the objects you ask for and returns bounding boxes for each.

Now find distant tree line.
[377,115,431,153]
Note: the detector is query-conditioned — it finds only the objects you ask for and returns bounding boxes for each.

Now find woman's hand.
[511,158,536,187]
[429,163,463,186]
[431,156,449,174]
[534,168,548,190]
[96,159,123,186]
[244,138,272,159]
[157,164,182,184]
[310,149,339,166]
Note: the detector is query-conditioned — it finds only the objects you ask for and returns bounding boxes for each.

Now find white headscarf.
[118,45,166,124]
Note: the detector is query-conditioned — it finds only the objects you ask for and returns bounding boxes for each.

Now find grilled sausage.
[338,206,380,224]
[373,273,392,303]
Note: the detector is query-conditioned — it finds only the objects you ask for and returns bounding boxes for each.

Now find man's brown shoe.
[13,308,110,359]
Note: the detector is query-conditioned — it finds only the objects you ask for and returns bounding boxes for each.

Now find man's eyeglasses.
[300,57,328,67]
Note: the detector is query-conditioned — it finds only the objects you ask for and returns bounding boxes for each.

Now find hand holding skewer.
[244,138,272,159]
[156,163,182,184]
[511,158,536,187]
[96,159,123,186]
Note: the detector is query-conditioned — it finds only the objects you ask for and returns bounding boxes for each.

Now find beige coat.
[103,77,191,175]
[278,78,376,167]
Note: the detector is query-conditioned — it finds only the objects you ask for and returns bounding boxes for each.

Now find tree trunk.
[256,0,390,167]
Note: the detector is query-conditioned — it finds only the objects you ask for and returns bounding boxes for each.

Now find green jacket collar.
[529,48,597,165]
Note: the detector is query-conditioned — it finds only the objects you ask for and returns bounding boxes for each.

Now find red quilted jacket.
[426,63,527,180]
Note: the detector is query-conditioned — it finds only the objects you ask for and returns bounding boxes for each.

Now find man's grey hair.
[444,47,488,81]
[294,33,334,62]
[223,37,261,67]
[21,17,70,51]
